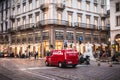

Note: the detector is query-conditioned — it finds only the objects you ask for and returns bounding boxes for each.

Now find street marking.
[20,66,56,71]
[77,65,89,67]
[21,69,55,80]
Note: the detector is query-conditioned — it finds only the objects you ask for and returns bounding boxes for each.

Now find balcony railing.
[74,22,97,30]
[10,15,16,20]
[100,13,106,18]
[40,4,49,11]
[39,19,69,26]
[99,26,109,31]
[94,0,98,4]
[56,3,65,11]
[17,23,35,31]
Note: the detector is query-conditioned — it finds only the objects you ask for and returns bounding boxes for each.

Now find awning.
[94,43,101,46]
[101,43,108,46]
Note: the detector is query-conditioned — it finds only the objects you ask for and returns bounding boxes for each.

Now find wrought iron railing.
[74,22,97,30]
[39,19,69,26]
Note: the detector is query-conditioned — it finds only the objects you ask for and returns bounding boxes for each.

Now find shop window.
[28,33,33,43]
[17,38,21,43]
[43,32,49,40]
[66,32,74,40]
[93,35,99,42]
[85,34,91,42]
[22,37,27,44]
[101,37,106,43]
[55,31,64,40]
[11,36,16,44]
[35,32,41,42]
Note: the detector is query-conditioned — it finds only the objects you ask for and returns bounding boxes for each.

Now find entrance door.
[43,41,49,57]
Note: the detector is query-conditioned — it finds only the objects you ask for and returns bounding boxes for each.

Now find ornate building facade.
[110,0,120,53]
[0,0,109,58]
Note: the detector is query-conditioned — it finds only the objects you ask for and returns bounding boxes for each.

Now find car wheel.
[45,61,49,66]
[58,62,62,68]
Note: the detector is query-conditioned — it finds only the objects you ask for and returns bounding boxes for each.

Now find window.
[57,12,62,24]
[78,0,81,9]
[116,2,120,12]
[68,12,72,26]
[28,33,33,43]
[101,6,104,14]
[29,15,32,23]
[85,34,91,42]
[94,4,97,12]
[23,17,26,25]
[35,32,41,42]
[68,0,72,7]
[86,2,90,11]
[36,0,40,8]
[11,36,16,44]
[66,32,74,40]
[36,12,40,22]
[93,35,99,42]
[55,31,64,40]
[12,21,15,30]
[94,17,98,29]
[116,15,120,26]
[101,0,105,5]
[5,21,8,32]
[86,15,90,28]
[17,19,20,27]
[29,0,32,10]
[17,5,20,14]
[12,8,15,15]
[101,19,105,29]
[23,3,26,13]
[57,12,62,20]
[23,17,26,28]
[22,34,27,44]
[77,14,82,27]
[43,31,49,40]
[44,12,48,19]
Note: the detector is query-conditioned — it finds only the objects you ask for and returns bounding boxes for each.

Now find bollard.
[97,60,100,66]
[108,61,112,67]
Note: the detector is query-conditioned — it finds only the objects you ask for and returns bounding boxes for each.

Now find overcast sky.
[107,0,110,10]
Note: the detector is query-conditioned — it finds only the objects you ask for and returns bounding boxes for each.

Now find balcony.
[94,0,98,4]
[10,15,16,20]
[56,3,65,11]
[99,26,110,31]
[74,22,96,30]
[39,19,69,26]
[40,4,49,11]
[100,13,106,18]
[17,23,35,31]
[86,0,90,2]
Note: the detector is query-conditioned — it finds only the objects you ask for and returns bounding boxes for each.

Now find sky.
[107,0,110,10]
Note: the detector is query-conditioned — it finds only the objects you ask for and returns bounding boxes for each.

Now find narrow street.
[0,58,120,80]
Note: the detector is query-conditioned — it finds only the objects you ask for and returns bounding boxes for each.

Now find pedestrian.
[28,51,31,59]
[34,51,37,59]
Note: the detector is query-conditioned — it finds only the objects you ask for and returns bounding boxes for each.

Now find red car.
[45,49,79,68]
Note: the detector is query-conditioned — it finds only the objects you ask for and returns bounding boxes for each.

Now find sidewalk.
[0,58,46,69]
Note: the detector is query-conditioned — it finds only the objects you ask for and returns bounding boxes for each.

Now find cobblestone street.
[0,58,120,80]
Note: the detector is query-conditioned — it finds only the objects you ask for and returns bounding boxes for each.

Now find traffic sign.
[78,36,83,41]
